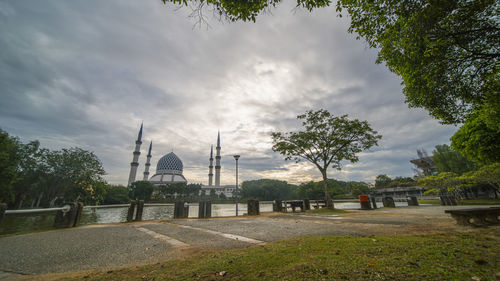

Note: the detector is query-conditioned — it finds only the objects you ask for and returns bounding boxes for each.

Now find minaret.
[208,145,214,186]
[215,131,221,187]
[143,141,152,181]
[128,123,143,186]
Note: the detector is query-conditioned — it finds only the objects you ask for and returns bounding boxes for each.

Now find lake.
[0,201,410,235]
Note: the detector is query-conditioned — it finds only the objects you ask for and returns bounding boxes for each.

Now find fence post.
[407,196,419,206]
[73,202,84,227]
[54,202,78,228]
[198,201,212,218]
[0,203,7,224]
[247,199,260,216]
[127,200,136,222]
[370,196,378,209]
[303,199,310,211]
[382,197,396,208]
[135,200,144,221]
[174,201,189,218]
[273,200,282,212]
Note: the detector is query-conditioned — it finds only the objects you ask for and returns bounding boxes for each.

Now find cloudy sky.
[0,1,458,186]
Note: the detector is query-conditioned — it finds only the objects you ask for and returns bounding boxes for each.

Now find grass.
[55,230,499,281]
[419,199,500,205]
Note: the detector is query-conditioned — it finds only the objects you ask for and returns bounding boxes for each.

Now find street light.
[233,155,240,216]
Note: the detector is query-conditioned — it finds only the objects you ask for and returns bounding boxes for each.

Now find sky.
[0,1,458,186]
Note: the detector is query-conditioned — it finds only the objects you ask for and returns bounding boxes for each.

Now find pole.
[233,155,240,217]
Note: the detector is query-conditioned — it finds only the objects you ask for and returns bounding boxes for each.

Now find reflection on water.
[0,201,410,235]
[0,212,56,235]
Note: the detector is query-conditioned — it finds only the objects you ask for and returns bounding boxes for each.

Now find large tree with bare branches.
[271,109,381,209]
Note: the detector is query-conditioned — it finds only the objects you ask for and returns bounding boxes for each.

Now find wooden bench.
[282,200,305,212]
[445,207,500,226]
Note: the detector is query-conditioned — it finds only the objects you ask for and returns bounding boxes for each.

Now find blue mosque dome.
[149,151,187,185]
[156,152,183,175]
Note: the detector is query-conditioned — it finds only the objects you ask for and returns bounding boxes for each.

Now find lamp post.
[233,155,240,216]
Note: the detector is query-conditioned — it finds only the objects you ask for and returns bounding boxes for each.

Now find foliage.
[297,179,371,199]
[272,109,381,208]
[0,129,22,205]
[432,144,477,174]
[451,110,500,165]
[43,147,106,205]
[129,181,155,201]
[162,0,330,22]
[337,0,499,125]
[462,163,500,193]
[0,129,108,208]
[241,179,297,200]
[103,185,131,204]
[374,174,391,188]
[158,183,201,198]
[419,172,461,194]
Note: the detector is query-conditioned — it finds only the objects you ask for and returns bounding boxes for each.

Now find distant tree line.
[1,129,107,208]
[240,178,373,201]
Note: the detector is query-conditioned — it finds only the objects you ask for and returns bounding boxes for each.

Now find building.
[127,126,235,197]
[200,131,237,198]
[148,152,187,185]
[127,124,187,187]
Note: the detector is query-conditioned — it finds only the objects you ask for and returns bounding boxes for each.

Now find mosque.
[127,124,236,198]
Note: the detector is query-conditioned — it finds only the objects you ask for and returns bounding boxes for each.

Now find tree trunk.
[321,169,334,209]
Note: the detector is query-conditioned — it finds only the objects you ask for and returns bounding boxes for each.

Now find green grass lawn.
[419,199,500,205]
[57,231,499,281]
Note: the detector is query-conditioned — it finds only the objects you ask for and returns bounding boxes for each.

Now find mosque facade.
[127,125,236,198]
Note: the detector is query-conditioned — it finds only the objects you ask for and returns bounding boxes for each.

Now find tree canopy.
[0,129,110,208]
[432,144,477,174]
[451,111,500,165]
[337,0,499,124]
[271,109,381,208]
[240,179,297,200]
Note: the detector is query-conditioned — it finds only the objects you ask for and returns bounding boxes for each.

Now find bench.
[282,200,305,213]
[311,200,326,209]
[445,207,500,226]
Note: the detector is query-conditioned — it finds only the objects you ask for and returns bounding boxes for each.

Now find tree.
[129,181,155,201]
[337,0,499,124]
[463,163,500,197]
[103,185,131,204]
[451,111,500,165]
[432,144,477,174]
[162,0,329,23]
[272,109,381,208]
[375,174,392,189]
[419,172,461,195]
[0,129,22,206]
[41,148,106,206]
[241,179,296,200]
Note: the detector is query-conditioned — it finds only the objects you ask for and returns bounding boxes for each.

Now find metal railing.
[5,205,71,215]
